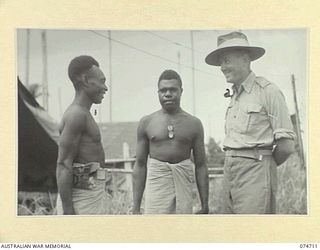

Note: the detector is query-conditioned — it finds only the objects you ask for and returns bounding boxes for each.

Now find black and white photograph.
[16,28,307,216]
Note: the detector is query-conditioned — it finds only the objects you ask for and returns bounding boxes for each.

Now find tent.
[18,78,59,192]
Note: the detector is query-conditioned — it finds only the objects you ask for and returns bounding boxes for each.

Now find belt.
[224,147,273,160]
[73,162,109,190]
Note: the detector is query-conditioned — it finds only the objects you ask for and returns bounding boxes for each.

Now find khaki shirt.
[224,72,295,149]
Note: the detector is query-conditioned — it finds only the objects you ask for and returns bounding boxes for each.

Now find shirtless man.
[132,69,209,214]
[56,55,108,215]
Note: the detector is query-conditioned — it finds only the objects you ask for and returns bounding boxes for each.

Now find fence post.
[291,74,305,168]
[123,142,133,193]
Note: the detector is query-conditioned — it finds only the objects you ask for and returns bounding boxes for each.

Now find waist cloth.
[56,162,107,215]
[145,158,194,214]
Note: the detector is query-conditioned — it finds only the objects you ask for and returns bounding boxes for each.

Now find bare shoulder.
[60,105,88,133]
[138,110,161,127]
[181,110,203,127]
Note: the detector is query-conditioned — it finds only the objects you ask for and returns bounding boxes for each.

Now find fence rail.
[105,158,135,163]
[105,165,224,178]
[104,156,224,179]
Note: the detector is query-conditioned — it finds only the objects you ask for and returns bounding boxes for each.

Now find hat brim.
[205,46,265,66]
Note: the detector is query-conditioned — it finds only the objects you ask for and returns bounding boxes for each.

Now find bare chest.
[146,116,195,144]
[82,116,101,143]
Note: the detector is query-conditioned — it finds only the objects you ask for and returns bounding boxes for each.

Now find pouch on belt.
[73,162,108,190]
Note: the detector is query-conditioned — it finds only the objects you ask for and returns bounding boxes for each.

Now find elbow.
[134,157,147,169]
[195,162,208,176]
[56,160,73,176]
[195,160,207,170]
[133,160,147,177]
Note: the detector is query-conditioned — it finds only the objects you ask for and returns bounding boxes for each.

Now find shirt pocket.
[234,106,250,134]
[234,103,264,134]
[247,103,264,125]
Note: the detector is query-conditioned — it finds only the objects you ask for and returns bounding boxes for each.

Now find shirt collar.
[232,71,255,94]
[241,71,256,93]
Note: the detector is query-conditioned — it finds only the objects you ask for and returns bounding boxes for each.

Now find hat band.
[218,38,250,49]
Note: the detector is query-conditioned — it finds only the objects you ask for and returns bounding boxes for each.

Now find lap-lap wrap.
[145,158,194,214]
[56,162,107,215]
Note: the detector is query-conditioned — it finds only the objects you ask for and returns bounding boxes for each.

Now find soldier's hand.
[273,138,295,166]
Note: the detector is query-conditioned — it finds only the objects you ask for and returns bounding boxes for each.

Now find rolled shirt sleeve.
[263,83,296,141]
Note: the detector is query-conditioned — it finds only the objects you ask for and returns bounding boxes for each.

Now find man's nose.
[103,83,109,92]
[165,90,172,96]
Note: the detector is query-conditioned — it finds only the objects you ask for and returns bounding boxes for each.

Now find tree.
[206,137,225,166]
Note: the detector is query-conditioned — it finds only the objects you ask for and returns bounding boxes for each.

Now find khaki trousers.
[222,155,277,214]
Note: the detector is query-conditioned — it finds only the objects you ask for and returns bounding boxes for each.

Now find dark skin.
[56,65,108,215]
[273,138,295,165]
[132,79,209,214]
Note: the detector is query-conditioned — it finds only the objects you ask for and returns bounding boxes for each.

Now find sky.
[16,29,307,145]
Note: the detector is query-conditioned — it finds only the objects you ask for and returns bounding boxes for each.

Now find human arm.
[264,84,296,165]
[56,111,86,215]
[193,120,209,214]
[132,118,149,214]
[273,138,295,166]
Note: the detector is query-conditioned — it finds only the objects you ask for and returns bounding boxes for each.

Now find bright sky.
[17,29,307,145]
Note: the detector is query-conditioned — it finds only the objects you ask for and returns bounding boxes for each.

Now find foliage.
[206,137,225,166]
[276,153,307,214]
[18,192,57,215]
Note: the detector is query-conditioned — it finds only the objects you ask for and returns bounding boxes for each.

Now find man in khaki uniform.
[205,31,296,214]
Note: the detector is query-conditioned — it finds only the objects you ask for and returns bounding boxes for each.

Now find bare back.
[58,105,105,167]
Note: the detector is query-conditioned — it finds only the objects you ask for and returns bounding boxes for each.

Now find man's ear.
[180,87,183,94]
[73,74,88,89]
[80,74,89,88]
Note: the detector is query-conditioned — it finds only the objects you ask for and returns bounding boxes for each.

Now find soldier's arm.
[264,84,296,165]
[56,110,86,215]
[132,117,150,214]
[273,138,295,165]
[193,119,209,214]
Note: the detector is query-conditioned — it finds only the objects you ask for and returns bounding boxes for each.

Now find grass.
[276,153,307,214]
[18,191,57,215]
[18,153,307,215]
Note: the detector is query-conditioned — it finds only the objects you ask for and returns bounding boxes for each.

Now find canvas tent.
[18,78,59,192]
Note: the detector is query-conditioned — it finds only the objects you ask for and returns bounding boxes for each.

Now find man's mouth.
[164,100,175,104]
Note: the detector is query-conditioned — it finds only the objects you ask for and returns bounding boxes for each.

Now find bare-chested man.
[132,69,209,214]
[56,55,108,215]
